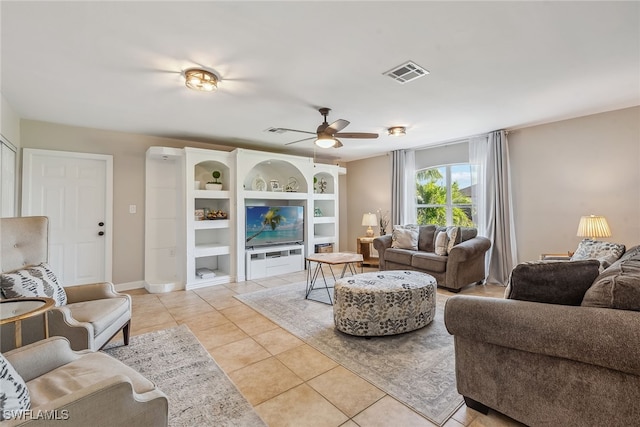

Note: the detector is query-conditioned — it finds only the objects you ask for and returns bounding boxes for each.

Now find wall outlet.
[129,204,136,214]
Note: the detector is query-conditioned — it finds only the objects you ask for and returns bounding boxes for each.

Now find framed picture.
[194,209,204,221]
[270,180,281,191]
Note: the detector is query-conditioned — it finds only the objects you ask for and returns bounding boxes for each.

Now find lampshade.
[576,215,611,240]
[314,135,337,148]
[184,68,218,92]
[362,212,378,237]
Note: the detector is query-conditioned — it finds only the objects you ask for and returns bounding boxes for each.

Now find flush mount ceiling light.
[388,126,406,136]
[183,68,218,92]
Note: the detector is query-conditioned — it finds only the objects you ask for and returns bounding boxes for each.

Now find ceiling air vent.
[383,61,429,84]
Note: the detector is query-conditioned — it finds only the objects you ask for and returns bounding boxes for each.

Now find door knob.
[98,222,104,226]
[98,231,105,236]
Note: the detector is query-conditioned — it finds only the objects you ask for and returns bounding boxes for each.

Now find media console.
[245,244,305,280]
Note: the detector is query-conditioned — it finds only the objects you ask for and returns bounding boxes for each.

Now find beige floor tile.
[224,281,267,294]
[233,314,279,336]
[220,304,260,322]
[208,296,244,310]
[157,291,205,309]
[468,411,526,427]
[193,322,249,350]
[255,383,348,427]
[131,320,178,336]
[209,337,272,372]
[339,421,359,427]
[444,416,467,427]
[251,276,291,288]
[308,366,385,418]
[167,301,217,322]
[352,396,438,427]
[132,310,176,329]
[179,310,230,331]
[228,357,303,406]
[277,344,338,381]
[253,327,304,355]
[194,285,237,300]
[451,404,481,426]
[123,288,148,296]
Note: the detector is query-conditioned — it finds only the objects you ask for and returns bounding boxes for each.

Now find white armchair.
[0,337,168,426]
[0,216,131,352]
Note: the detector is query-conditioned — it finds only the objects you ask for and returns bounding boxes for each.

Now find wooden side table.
[1,297,54,348]
[357,236,379,267]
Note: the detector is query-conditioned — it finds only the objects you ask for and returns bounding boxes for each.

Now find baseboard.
[115,280,145,292]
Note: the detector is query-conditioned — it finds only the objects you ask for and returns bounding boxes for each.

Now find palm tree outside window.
[415,164,475,227]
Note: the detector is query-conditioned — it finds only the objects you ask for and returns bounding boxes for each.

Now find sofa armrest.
[448,236,491,262]
[1,375,168,427]
[444,295,640,376]
[64,282,130,304]
[4,337,86,382]
[373,235,393,269]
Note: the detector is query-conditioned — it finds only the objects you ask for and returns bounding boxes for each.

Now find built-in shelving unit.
[144,146,345,291]
[185,148,235,290]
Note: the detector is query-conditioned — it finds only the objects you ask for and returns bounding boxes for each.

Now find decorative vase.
[194,181,201,190]
[205,183,223,191]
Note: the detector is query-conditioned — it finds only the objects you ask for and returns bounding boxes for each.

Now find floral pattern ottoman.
[333,270,436,336]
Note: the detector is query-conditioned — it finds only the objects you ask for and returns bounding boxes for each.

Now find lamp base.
[366,227,374,237]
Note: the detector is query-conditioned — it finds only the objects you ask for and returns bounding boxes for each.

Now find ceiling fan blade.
[333,139,343,148]
[276,128,316,135]
[333,132,379,139]
[325,119,350,134]
[285,136,315,146]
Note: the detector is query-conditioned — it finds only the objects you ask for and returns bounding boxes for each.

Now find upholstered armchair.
[0,216,131,352]
[0,337,168,426]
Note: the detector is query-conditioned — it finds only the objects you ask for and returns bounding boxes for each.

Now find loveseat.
[373,225,491,292]
[445,245,640,426]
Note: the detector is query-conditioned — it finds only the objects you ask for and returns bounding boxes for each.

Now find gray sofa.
[445,245,640,426]
[373,225,491,292]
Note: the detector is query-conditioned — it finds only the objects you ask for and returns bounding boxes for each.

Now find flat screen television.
[245,205,304,247]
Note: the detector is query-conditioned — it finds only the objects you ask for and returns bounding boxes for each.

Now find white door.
[22,149,113,285]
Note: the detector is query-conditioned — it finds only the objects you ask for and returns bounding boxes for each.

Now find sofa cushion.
[504,260,601,305]
[27,352,156,408]
[570,239,625,270]
[434,231,448,256]
[458,227,478,242]
[384,248,414,266]
[417,225,437,252]
[1,263,67,306]
[0,353,31,421]
[411,252,447,273]
[391,225,419,250]
[66,297,130,336]
[582,250,640,311]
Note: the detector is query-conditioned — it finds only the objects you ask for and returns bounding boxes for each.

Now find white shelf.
[313,216,336,224]
[195,243,230,257]
[243,190,308,200]
[194,190,230,199]
[313,193,335,199]
[186,272,231,290]
[194,219,230,230]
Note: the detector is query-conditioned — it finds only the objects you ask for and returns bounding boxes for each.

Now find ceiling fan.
[280,108,378,148]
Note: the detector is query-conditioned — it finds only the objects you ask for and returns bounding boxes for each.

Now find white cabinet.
[311,164,345,252]
[184,148,235,290]
[245,244,304,280]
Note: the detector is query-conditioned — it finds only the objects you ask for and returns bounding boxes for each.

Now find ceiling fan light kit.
[388,126,406,136]
[183,68,218,92]
[315,136,337,148]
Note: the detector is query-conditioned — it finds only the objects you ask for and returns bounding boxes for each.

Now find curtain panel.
[470,130,518,286]
[391,149,416,226]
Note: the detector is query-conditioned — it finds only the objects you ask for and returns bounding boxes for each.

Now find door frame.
[21,148,114,282]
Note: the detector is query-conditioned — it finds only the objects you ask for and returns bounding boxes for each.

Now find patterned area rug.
[104,325,266,427]
[236,281,463,426]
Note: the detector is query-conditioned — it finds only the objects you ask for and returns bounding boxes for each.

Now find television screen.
[245,205,304,247]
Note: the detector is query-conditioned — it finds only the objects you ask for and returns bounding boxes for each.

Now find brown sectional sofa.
[373,225,491,292]
[445,245,640,426]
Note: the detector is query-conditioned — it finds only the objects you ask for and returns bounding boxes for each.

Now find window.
[415,164,475,227]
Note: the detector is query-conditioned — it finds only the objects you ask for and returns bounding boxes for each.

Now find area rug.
[236,282,463,426]
[104,325,266,427]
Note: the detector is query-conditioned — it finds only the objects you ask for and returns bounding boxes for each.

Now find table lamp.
[576,215,611,240]
[362,213,378,237]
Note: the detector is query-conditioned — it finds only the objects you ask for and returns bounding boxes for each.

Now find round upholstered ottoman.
[333,270,436,336]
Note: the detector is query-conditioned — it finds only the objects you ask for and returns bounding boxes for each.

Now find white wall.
[345,106,640,262]
[1,93,21,146]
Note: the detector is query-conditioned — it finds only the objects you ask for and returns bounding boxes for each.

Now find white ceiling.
[2,1,639,162]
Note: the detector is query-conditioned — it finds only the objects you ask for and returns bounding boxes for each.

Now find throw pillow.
[582,257,640,311]
[434,231,448,256]
[1,263,67,306]
[0,353,31,421]
[570,239,625,270]
[446,226,460,254]
[504,260,601,305]
[391,225,419,250]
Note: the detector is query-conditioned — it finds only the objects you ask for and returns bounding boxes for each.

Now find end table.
[357,236,379,267]
[1,297,55,348]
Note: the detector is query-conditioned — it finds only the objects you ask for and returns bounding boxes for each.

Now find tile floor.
[124,268,525,427]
